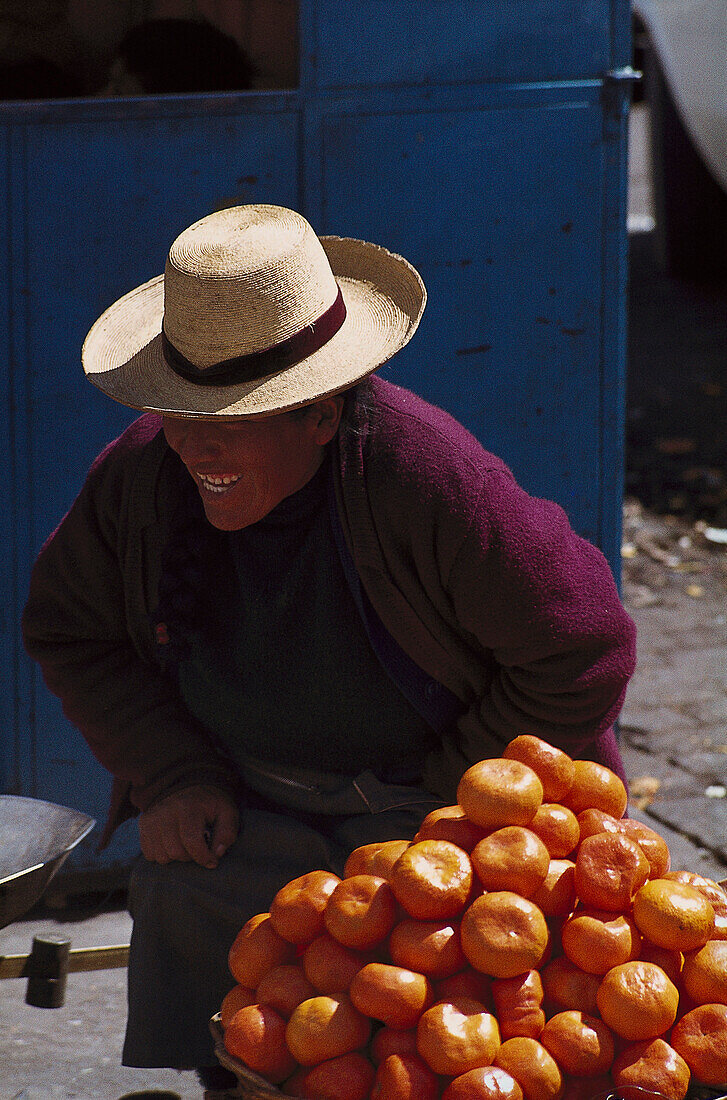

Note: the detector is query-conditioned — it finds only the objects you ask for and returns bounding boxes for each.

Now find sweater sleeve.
[445,468,636,769]
[21,442,241,823]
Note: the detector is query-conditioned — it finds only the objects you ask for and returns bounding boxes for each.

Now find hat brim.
[81,236,426,419]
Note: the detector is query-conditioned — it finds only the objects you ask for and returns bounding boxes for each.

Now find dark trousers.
[123,791,440,1068]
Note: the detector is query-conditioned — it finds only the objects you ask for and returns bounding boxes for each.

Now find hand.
[138,785,239,868]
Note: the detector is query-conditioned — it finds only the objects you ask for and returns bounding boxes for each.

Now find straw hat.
[82,204,426,419]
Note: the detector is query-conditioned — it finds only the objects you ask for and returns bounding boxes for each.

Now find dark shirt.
[177,456,438,779]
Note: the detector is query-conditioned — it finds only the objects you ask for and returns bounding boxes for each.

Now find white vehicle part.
[634,0,727,193]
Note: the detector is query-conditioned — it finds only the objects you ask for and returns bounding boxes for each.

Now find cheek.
[162,420,188,458]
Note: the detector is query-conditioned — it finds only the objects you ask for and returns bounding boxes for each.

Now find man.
[23,204,636,1093]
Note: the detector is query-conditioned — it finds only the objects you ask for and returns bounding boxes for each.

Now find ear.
[305,396,345,445]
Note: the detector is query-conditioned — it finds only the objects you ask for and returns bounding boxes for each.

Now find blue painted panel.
[314,86,610,545]
[15,95,299,554]
[0,1,632,879]
[2,95,299,868]
[306,0,612,88]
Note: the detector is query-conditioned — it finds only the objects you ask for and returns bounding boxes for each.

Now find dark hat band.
[162,287,347,387]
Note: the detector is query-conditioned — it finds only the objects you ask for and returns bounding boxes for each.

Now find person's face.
[162,398,343,531]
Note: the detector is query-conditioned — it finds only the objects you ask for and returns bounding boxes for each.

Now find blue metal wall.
[0,0,633,874]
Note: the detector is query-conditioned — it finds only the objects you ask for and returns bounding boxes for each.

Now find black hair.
[114,18,254,95]
[0,56,84,99]
[152,380,376,673]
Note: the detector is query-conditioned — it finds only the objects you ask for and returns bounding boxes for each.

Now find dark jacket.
[22,378,637,843]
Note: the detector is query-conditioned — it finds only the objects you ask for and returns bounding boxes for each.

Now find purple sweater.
[22,378,636,843]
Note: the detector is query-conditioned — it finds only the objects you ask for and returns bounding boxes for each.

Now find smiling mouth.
[197,472,241,494]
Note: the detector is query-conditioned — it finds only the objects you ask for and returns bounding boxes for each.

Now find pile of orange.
[218,736,727,1100]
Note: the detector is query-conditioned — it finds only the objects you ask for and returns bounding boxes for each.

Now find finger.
[163,832,193,863]
[179,813,219,868]
[208,804,240,859]
[138,820,167,863]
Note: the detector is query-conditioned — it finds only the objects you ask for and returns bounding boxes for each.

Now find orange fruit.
[255,963,317,1019]
[502,736,575,802]
[416,997,501,1076]
[344,840,411,880]
[684,873,727,907]
[461,892,549,979]
[369,1026,419,1065]
[457,759,543,830]
[414,805,488,852]
[302,933,374,994]
[370,1052,440,1100]
[269,870,341,944]
[665,872,727,940]
[220,983,256,1028]
[665,869,727,897]
[389,917,466,978]
[539,1010,615,1077]
[285,993,371,1066]
[638,941,683,985]
[436,968,494,1009]
[712,916,727,941]
[471,827,550,898]
[491,970,545,1040]
[562,760,627,818]
[681,939,727,1004]
[619,819,671,879]
[324,874,397,950]
[528,804,580,858]
[540,956,601,1016]
[223,1002,298,1083]
[574,832,650,912]
[575,808,624,842]
[389,840,473,920]
[442,1066,524,1100]
[281,1068,310,1096]
[633,878,715,952]
[611,1038,691,1100]
[300,1050,376,1100]
[228,912,295,988]
[559,1073,613,1100]
[494,1037,563,1100]
[561,908,641,975]
[596,960,680,1040]
[349,962,433,1029]
[530,860,576,919]
[671,1002,727,1086]
[692,880,727,940]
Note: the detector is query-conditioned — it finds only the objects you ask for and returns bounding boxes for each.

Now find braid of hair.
[152,455,219,675]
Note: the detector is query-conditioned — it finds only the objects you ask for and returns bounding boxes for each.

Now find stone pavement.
[619,501,727,883]
[0,905,201,1099]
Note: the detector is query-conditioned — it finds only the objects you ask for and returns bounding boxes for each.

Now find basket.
[209,1014,286,1099]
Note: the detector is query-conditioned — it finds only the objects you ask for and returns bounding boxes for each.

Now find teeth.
[197,472,241,493]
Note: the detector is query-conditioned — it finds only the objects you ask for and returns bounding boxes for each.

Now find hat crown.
[163,205,339,369]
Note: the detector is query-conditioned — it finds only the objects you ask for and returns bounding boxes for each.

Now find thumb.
[208,799,240,859]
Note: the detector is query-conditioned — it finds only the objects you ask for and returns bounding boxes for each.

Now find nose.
[163,418,224,466]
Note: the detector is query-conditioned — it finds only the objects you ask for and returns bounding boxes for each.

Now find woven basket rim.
[209,1013,285,1099]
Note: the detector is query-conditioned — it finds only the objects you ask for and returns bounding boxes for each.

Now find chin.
[202,507,252,531]
[200,498,264,531]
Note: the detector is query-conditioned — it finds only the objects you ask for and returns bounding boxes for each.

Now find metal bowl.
[0,795,95,928]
